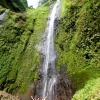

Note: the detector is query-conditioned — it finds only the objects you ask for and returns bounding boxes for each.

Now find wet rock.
[34,1,74,99]
[54,18,60,32]
[54,67,74,100]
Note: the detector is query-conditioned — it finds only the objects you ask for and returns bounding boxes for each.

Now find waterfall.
[36,0,60,99]
[0,10,7,27]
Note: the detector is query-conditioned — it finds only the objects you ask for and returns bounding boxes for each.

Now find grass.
[72,78,100,100]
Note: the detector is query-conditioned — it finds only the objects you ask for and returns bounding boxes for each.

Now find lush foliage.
[0,5,49,93]
[0,0,26,12]
[55,0,100,99]
[1,0,100,98]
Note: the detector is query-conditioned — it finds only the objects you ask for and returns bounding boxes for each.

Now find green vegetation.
[73,78,100,99]
[0,5,49,93]
[0,0,26,12]
[1,0,100,99]
[0,6,6,14]
[55,0,100,99]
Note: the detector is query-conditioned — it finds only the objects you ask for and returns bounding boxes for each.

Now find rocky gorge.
[0,0,100,100]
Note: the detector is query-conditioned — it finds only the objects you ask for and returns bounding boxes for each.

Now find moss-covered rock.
[0,5,49,94]
[55,0,100,99]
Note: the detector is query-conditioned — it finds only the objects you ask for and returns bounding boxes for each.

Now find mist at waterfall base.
[35,0,74,100]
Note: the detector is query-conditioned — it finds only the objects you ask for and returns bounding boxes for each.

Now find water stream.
[0,10,7,27]
[36,0,60,99]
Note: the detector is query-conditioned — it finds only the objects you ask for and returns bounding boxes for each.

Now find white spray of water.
[41,0,60,99]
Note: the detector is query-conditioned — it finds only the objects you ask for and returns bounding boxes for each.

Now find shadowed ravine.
[35,0,74,100]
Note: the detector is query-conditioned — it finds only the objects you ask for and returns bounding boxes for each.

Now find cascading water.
[36,0,60,99]
[0,10,7,27]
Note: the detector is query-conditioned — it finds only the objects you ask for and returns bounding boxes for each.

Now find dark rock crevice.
[54,67,75,100]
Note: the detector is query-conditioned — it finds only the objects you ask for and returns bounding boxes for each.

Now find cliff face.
[0,0,100,99]
[0,1,49,95]
[55,0,100,99]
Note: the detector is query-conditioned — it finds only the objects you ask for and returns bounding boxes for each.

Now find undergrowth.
[0,5,49,93]
[55,0,100,99]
